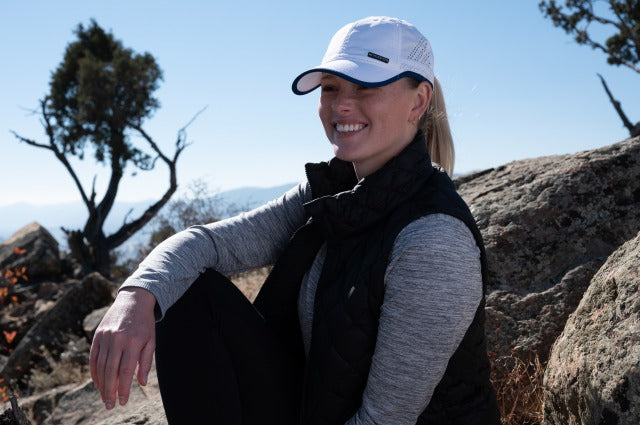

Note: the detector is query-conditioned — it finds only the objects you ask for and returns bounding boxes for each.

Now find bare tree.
[11,20,203,277]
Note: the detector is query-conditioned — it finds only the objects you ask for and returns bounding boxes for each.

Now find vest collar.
[304,131,435,241]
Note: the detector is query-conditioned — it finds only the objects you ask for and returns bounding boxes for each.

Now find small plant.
[489,349,546,425]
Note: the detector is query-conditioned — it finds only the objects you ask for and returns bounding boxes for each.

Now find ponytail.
[419,77,455,176]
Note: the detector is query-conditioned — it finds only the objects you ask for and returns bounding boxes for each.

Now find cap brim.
[292,59,425,95]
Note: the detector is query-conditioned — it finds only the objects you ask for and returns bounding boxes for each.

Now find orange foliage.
[12,247,27,255]
[3,330,17,345]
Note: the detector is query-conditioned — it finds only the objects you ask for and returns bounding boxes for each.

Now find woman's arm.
[121,182,310,319]
[91,182,310,410]
[347,214,483,425]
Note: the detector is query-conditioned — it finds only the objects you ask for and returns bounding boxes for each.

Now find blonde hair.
[415,77,455,176]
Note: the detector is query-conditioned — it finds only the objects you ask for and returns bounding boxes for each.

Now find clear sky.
[1,0,638,207]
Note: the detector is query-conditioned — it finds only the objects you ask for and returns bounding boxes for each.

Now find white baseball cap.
[292,16,434,95]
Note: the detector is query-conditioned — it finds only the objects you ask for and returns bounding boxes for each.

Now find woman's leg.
[155,269,300,425]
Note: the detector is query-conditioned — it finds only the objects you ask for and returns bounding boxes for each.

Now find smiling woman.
[90,16,500,425]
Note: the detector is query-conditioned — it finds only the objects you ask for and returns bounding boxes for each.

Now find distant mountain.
[0,183,298,246]
[216,183,299,212]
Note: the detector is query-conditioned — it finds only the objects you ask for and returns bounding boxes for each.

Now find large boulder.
[455,136,640,360]
[0,222,61,280]
[542,230,640,424]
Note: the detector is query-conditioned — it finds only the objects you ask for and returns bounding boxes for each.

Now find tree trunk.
[89,233,112,279]
[65,229,93,276]
[65,229,112,278]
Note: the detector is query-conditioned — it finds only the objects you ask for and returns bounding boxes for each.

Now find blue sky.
[1,0,638,206]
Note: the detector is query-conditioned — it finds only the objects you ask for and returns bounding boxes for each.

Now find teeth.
[336,123,365,132]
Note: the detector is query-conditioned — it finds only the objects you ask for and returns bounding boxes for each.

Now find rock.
[0,222,61,280]
[456,136,640,360]
[542,231,640,424]
[44,362,165,425]
[82,307,109,341]
[0,273,114,392]
[59,252,84,280]
[484,259,603,361]
[2,362,165,424]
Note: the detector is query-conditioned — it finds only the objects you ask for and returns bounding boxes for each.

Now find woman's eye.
[321,85,336,93]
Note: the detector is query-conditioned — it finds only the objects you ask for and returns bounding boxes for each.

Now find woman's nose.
[332,89,354,113]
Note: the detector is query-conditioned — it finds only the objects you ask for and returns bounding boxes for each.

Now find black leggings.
[155,269,300,425]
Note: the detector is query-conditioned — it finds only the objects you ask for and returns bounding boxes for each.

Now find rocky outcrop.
[542,230,640,425]
[0,273,114,392]
[0,222,61,280]
[456,136,640,361]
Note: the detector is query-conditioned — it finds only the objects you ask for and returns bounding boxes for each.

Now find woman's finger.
[89,335,101,390]
[103,345,123,410]
[137,337,156,386]
[96,335,110,401]
[117,347,138,406]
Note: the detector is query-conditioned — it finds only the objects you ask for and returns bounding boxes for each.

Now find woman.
[90,16,500,424]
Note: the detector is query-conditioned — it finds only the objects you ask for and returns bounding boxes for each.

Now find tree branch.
[541,0,640,74]
[129,124,172,164]
[89,153,124,238]
[128,106,205,165]
[106,108,205,249]
[90,175,97,206]
[608,3,640,63]
[578,29,640,73]
[10,132,52,150]
[597,73,638,136]
[619,61,640,73]
[122,208,134,226]
[11,100,93,208]
[589,13,619,29]
[9,391,32,425]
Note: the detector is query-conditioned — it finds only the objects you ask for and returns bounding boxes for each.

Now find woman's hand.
[90,287,157,410]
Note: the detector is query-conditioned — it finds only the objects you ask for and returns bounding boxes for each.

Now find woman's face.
[318,74,431,178]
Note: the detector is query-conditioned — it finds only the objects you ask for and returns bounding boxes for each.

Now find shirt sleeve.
[119,182,311,319]
[346,214,483,425]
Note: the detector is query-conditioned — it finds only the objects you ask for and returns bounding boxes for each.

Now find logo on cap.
[367,52,389,63]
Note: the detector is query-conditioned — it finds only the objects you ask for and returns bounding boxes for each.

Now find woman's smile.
[335,123,367,133]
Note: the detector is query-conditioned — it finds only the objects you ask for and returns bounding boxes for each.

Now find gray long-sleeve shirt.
[121,182,482,425]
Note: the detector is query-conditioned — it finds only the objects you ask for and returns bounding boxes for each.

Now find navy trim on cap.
[292,69,431,95]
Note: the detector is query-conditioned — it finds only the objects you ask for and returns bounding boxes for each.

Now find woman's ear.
[414,82,433,118]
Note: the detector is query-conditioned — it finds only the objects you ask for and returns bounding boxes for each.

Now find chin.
[332,147,357,163]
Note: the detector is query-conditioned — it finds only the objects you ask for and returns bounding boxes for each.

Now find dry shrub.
[231,266,271,302]
[490,350,546,425]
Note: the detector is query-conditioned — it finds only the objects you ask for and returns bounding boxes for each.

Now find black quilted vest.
[253,133,500,425]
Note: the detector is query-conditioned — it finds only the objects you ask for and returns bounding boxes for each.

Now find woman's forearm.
[120,183,310,319]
